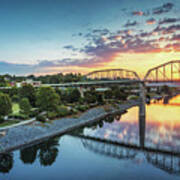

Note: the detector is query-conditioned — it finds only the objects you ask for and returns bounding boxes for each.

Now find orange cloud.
[132,11,143,16]
[146,18,156,25]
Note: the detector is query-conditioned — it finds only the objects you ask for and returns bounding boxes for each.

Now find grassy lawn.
[12,103,20,114]
[0,120,20,128]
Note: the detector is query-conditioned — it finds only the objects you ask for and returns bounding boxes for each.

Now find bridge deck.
[43,80,141,87]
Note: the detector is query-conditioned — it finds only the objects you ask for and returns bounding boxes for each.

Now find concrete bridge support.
[139,82,146,117]
[139,82,146,148]
[78,87,84,98]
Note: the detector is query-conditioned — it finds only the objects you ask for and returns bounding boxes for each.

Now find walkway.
[0,100,140,153]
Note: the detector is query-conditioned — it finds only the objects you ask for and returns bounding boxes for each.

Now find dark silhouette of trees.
[20,146,38,164]
[38,138,59,166]
[0,153,13,173]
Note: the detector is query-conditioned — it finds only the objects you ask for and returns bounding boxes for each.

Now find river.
[0,95,180,180]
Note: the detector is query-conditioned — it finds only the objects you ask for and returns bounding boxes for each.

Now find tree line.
[0,83,130,123]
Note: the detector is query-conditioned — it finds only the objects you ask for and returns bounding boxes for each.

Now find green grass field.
[12,103,20,114]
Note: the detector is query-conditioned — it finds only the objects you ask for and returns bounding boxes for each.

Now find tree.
[84,91,97,104]
[0,154,13,173]
[36,87,60,111]
[9,87,18,97]
[11,95,19,103]
[19,84,36,106]
[0,93,12,119]
[60,88,81,103]
[112,86,127,100]
[104,90,113,99]
[55,88,62,97]
[0,76,6,87]
[20,98,32,115]
[96,94,104,105]
[67,88,81,103]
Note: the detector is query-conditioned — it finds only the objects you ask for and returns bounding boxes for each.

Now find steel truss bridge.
[86,69,140,81]
[144,60,180,88]
[144,60,180,82]
[72,134,180,175]
[44,69,141,88]
[44,60,180,88]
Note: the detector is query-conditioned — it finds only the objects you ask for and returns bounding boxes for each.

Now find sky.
[0,0,180,77]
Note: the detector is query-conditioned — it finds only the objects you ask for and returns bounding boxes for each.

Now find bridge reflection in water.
[72,100,180,175]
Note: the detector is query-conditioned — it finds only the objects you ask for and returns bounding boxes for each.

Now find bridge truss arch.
[81,138,137,160]
[86,69,140,81]
[144,60,180,82]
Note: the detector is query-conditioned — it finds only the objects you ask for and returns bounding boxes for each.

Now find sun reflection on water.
[84,95,180,151]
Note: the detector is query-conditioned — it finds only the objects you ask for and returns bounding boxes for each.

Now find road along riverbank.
[0,100,140,154]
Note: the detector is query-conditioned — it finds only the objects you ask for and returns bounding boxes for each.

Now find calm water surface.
[0,95,180,180]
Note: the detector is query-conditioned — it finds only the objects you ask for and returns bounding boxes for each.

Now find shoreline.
[0,100,140,154]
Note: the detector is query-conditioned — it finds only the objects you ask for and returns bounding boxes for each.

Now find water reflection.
[20,146,38,164]
[38,138,59,166]
[0,138,60,174]
[80,136,180,175]
[0,95,179,178]
[0,153,13,173]
[74,95,180,175]
[146,152,180,175]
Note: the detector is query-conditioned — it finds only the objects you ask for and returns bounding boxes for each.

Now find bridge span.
[144,60,180,88]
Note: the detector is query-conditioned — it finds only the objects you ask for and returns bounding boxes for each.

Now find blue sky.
[0,0,180,75]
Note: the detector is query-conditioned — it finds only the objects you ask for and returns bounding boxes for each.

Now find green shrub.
[8,113,29,120]
[12,95,19,103]
[127,95,139,100]
[56,105,70,117]
[76,105,89,112]
[71,108,78,114]
[36,114,46,122]
[29,108,39,118]
[0,116,4,123]
[79,97,85,104]
[47,111,58,120]
[19,98,32,116]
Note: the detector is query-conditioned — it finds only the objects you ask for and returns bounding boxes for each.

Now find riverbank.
[0,100,140,154]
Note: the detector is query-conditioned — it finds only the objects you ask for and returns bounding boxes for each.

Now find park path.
[0,100,140,153]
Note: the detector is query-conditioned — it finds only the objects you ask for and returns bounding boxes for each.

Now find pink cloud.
[132,11,143,16]
[146,18,156,25]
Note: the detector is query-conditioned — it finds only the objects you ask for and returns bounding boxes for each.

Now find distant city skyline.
[1,0,180,77]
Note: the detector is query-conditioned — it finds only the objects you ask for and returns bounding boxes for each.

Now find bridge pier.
[78,87,84,98]
[139,82,146,148]
[139,82,146,117]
